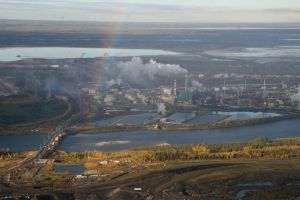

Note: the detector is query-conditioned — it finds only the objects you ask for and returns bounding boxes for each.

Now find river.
[1,118,299,152]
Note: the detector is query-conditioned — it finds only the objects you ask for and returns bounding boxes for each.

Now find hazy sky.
[0,0,300,22]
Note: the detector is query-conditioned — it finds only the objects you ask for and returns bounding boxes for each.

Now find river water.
[1,118,299,152]
[0,134,47,152]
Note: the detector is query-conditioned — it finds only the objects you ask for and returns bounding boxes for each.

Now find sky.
[0,0,300,22]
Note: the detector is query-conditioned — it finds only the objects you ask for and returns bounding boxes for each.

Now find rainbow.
[92,19,129,114]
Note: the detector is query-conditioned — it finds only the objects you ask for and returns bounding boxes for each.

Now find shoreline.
[1,112,300,136]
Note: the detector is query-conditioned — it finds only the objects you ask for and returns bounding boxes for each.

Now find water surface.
[188,114,228,125]
[53,165,85,174]
[217,112,281,121]
[59,118,300,152]
[0,134,47,152]
[1,118,299,152]
[167,112,196,123]
[204,46,300,58]
[0,47,179,62]
[89,113,160,127]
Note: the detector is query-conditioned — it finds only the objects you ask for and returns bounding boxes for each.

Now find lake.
[204,46,300,58]
[0,47,179,62]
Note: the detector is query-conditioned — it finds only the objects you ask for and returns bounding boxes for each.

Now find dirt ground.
[1,159,300,200]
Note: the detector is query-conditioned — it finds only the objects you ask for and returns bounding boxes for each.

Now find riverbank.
[56,137,300,166]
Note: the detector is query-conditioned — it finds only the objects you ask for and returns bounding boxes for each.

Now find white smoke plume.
[157,103,166,115]
[291,93,300,102]
[291,93,300,110]
[109,57,188,87]
[191,80,203,88]
[191,80,205,91]
[107,79,122,88]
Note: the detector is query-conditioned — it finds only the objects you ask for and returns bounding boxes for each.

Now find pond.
[188,114,228,125]
[167,112,196,123]
[88,113,161,127]
[217,111,281,121]
[53,165,85,174]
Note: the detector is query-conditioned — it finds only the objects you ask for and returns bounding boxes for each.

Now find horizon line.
[1,18,300,25]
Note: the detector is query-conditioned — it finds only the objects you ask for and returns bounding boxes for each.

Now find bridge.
[0,96,88,185]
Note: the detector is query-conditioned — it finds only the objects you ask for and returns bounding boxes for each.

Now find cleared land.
[74,160,300,200]
[1,160,300,200]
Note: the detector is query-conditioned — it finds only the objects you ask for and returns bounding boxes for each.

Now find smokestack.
[223,81,226,97]
[173,80,177,97]
[185,73,188,92]
[281,81,287,90]
[237,90,240,108]
[263,79,267,99]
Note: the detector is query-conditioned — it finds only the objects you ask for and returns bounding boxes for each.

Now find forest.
[53,137,300,170]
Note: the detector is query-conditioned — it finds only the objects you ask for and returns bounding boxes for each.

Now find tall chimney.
[173,80,177,97]
[185,73,188,92]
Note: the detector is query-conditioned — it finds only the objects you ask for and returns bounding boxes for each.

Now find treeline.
[57,137,300,164]
[125,141,300,162]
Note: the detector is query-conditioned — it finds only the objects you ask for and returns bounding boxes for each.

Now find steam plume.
[291,93,300,110]
[157,103,166,115]
[191,80,205,91]
[108,57,188,87]
[106,79,122,88]
[291,93,300,102]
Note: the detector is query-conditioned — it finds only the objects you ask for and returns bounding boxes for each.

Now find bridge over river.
[0,99,87,186]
